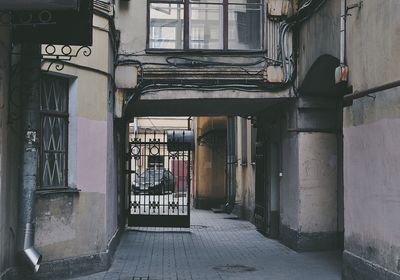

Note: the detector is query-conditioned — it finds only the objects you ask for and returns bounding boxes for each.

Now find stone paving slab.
[71,209,342,280]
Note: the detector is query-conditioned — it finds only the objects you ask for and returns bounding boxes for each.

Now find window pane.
[42,116,66,152]
[189,0,222,3]
[41,115,67,188]
[229,0,261,3]
[40,75,68,112]
[228,4,262,50]
[42,152,66,188]
[189,3,223,49]
[149,3,184,49]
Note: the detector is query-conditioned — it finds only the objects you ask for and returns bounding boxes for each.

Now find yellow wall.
[194,117,227,207]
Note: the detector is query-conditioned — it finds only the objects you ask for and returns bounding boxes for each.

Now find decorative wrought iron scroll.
[42,44,92,72]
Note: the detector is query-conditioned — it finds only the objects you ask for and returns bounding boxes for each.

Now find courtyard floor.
[71,209,342,280]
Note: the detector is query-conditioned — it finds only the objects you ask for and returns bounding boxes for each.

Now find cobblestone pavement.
[71,209,341,280]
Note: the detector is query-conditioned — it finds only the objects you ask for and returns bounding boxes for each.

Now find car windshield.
[139,168,164,181]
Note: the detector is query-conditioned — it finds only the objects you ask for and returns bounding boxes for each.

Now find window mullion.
[223,0,228,50]
[184,0,189,49]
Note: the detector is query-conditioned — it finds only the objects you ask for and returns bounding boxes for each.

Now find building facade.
[1,1,123,279]
[1,1,399,280]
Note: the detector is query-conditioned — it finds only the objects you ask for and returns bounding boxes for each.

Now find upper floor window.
[148,0,263,51]
[40,75,69,188]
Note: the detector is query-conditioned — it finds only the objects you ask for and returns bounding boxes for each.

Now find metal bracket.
[42,44,92,72]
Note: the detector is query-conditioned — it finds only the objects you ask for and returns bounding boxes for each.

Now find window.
[148,155,164,168]
[40,75,69,188]
[148,0,263,51]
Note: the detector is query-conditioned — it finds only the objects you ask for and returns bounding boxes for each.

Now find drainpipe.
[17,44,42,272]
[226,117,236,212]
[340,0,346,65]
[335,0,349,84]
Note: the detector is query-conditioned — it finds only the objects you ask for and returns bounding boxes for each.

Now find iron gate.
[127,130,193,228]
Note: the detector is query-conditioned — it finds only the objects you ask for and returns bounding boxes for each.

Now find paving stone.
[70,209,341,280]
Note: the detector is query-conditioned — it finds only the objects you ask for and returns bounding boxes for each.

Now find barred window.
[39,75,69,188]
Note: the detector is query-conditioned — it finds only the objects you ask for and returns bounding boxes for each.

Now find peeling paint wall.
[35,193,106,260]
[35,12,119,264]
[194,117,227,209]
[234,117,256,220]
[298,133,337,233]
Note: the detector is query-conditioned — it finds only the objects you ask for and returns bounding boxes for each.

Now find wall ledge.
[35,188,81,196]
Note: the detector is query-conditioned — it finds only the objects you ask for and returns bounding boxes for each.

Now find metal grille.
[40,74,69,188]
[128,130,191,228]
[266,14,281,63]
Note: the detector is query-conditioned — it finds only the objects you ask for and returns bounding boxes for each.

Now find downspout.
[17,44,42,272]
[336,0,350,84]
[226,117,236,212]
[340,0,346,65]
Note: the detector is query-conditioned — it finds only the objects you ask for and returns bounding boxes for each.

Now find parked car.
[132,168,175,194]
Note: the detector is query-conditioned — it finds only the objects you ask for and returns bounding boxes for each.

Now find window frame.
[146,0,265,53]
[39,74,69,190]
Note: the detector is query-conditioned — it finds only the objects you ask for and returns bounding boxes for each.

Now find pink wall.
[76,117,108,194]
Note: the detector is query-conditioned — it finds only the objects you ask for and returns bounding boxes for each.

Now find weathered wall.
[342,1,400,279]
[234,117,255,221]
[279,99,340,252]
[114,0,291,118]
[35,193,106,260]
[194,117,227,209]
[298,133,337,234]
[279,103,300,244]
[273,0,342,252]
[0,25,20,279]
[297,0,341,85]
[34,13,119,277]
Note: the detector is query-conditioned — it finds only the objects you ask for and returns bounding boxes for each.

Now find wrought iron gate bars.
[127,130,191,228]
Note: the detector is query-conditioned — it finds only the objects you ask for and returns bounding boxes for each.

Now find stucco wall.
[194,117,227,208]
[234,117,255,220]
[280,130,299,232]
[279,100,339,251]
[35,13,118,262]
[297,0,341,85]
[342,1,400,278]
[298,133,337,233]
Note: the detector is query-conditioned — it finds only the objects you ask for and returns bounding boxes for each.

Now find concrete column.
[280,97,341,251]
